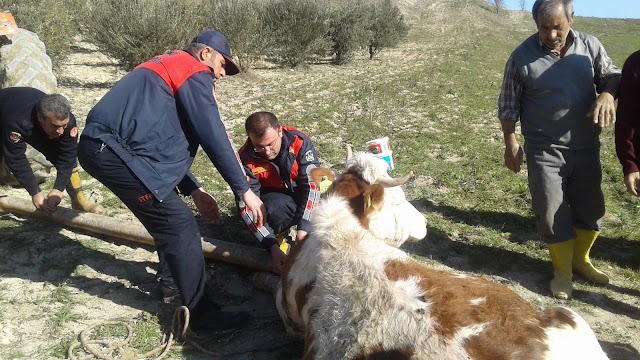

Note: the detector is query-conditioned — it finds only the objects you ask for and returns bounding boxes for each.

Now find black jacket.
[0,87,77,195]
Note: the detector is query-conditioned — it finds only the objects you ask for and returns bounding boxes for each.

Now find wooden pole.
[0,195,272,272]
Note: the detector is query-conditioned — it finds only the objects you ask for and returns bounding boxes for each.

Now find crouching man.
[238,111,321,274]
[0,87,95,212]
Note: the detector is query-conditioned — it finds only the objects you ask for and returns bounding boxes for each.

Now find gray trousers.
[525,146,604,244]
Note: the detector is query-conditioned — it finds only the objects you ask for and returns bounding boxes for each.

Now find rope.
[68,306,293,359]
[68,306,189,360]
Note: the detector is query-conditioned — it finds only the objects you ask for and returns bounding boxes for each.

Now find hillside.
[1,0,639,358]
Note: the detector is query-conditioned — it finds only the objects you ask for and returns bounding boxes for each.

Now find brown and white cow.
[276,151,427,338]
[276,152,608,360]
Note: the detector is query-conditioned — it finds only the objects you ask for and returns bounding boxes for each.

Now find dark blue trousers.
[262,191,297,235]
[77,136,209,313]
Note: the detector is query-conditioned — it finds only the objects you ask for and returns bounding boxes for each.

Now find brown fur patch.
[384,259,550,360]
[353,344,415,360]
[540,307,578,330]
[327,172,390,229]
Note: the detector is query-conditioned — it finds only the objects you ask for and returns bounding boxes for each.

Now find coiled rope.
[68,306,190,360]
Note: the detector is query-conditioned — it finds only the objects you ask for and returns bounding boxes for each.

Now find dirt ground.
[1,10,640,358]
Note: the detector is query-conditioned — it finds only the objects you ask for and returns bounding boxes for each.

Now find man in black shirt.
[0,87,78,212]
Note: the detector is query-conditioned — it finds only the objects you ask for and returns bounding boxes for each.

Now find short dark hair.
[245,111,281,137]
[37,94,70,120]
[532,0,574,23]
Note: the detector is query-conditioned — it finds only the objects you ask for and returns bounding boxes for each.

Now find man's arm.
[176,170,201,196]
[500,120,523,173]
[615,51,640,195]
[498,56,524,173]
[2,134,41,196]
[291,133,320,234]
[176,72,250,196]
[590,39,622,127]
[51,113,78,192]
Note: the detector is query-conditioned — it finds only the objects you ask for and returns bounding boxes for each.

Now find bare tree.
[492,0,504,14]
[520,0,527,11]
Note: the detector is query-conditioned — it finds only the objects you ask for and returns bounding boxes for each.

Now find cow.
[275,151,609,360]
[275,150,427,339]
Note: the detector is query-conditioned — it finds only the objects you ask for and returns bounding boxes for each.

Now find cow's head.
[310,150,426,247]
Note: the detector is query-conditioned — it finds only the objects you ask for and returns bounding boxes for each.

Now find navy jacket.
[0,87,78,196]
[82,50,249,201]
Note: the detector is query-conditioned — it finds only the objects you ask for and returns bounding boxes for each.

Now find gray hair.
[532,0,574,22]
[189,42,208,51]
[36,94,70,120]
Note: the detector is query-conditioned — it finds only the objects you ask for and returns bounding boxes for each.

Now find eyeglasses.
[253,136,280,153]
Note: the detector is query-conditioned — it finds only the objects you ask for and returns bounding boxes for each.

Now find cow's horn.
[346,144,353,160]
[375,171,414,187]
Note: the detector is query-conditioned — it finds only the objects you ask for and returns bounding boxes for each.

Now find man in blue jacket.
[77,29,264,332]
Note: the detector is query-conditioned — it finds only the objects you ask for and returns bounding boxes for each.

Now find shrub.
[82,0,204,70]
[367,0,409,60]
[0,0,80,67]
[202,0,271,71]
[263,0,330,67]
[327,2,370,65]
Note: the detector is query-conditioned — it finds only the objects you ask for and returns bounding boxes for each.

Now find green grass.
[46,303,84,335]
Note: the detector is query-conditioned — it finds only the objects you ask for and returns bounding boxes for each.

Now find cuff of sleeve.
[26,185,41,197]
[297,219,311,233]
[261,236,278,252]
[182,183,200,196]
[623,162,640,175]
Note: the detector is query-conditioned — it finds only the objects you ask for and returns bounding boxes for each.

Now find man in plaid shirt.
[498,0,620,299]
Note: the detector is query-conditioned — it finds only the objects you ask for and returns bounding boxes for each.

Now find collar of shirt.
[537,28,576,57]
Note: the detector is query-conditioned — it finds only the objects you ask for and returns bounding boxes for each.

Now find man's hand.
[587,92,616,128]
[624,172,640,196]
[270,244,287,274]
[44,189,63,211]
[32,192,46,211]
[504,143,523,173]
[242,190,265,227]
[191,187,221,223]
[296,229,308,243]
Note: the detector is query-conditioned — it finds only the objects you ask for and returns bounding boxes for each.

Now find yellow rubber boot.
[573,228,609,285]
[547,239,574,299]
[66,167,103,213]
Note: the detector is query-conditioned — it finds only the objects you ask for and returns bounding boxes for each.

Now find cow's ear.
[363,184,385,212]
[311,168,334,187]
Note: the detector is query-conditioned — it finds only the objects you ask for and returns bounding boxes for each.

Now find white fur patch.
[545,308,609,360]
[469,297,486,306]
[392,277,429,311]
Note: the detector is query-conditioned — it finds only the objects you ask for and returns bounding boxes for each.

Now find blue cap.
[193,29,240,75]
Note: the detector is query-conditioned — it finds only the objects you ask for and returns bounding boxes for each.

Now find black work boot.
[160,280,181,305]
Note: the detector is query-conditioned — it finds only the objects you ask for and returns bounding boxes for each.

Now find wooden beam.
[0,195,272,272]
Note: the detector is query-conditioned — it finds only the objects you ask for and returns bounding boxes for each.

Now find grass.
[46,303,84,335]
